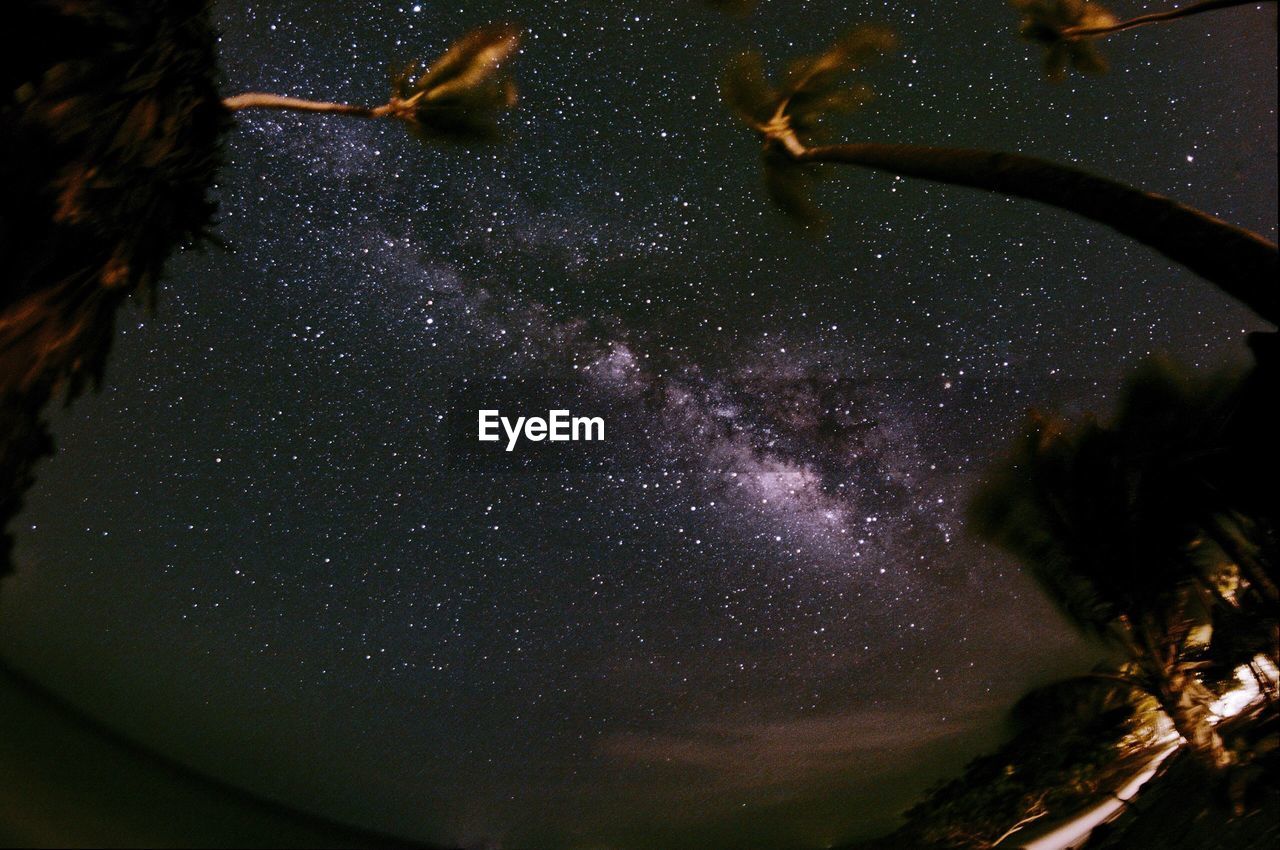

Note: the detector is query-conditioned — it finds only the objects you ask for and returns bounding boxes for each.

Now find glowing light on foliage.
[1210,657,1278,720]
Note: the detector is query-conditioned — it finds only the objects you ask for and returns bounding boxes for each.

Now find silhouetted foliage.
[1012,0,1113,80]
[894,675,1155,849]
[970,349,1278,772]
[0,0,229,574]
[0,6,523,579]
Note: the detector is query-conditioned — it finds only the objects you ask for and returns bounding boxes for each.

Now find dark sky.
[1,1,1275,848]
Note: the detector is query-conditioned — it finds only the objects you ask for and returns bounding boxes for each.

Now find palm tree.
[1,2,521,576]
[223,24,521,142]
[1012,0,1278,80]
[2,0,228,574]
[970,359,1277,772]
[719,27,1279,326]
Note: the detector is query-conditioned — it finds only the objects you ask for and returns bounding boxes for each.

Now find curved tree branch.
[780,140,1279,325]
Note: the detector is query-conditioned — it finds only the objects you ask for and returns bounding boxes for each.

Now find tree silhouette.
[970,356,1278,773]
[1013,0,1278,81]
[1,0,228,574]
[720,26,1279,326]
[0,1,521,577]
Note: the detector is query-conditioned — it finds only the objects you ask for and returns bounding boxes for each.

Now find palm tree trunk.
[222,93,391,117]
[1064,0,1274,39]
[1132,618,1232,773]
[793,143,1279,325]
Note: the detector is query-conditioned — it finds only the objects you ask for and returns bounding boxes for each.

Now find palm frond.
[762,151,826,229]
[720,52,776,126]
[719,26,895,227]
[1067,40,1108,75]
[392,23,521,142]
[780,26,896,110]
[1012,0,1116,80]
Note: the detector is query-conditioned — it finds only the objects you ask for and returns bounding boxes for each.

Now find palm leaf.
[762,151,826,229]
[1012,0,1116,80]
[411,23,520,99]
[393,24,521,142]
[720,26,894,227]
[720,52,776,126]
[1068,41,1108,75]
[781,26,896,105]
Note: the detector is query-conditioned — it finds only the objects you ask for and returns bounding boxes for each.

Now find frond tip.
[390,23,522,142]
[762,150,827,229]
[780,25,896,113]
[721,52,777,127]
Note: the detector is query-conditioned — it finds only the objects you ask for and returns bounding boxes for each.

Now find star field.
[0,2,1274,848]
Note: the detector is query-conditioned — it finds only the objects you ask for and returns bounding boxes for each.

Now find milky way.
[0,2,1274,848]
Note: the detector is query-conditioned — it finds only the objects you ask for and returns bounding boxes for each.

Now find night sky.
[1,2,1275,848]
